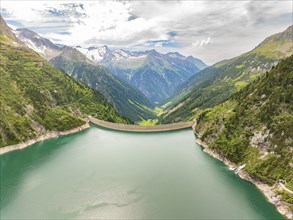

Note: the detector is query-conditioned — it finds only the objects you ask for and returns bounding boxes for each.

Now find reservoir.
[0,125,285,219]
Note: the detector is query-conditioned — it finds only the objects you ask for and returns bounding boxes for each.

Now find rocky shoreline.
[0,123,90,155]
[194,137,293,219]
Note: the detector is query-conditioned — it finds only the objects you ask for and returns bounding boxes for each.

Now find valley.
[0,2,292,218]
[13,27,207,121]
[161,25,293,123]
[77,46,207,102]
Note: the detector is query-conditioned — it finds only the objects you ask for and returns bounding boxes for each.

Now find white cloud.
[192,38,211,47]
[1,0,292,64]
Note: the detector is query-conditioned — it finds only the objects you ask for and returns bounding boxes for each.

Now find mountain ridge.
[13,28,63,60]
[0,16,129,147]
[161,25,293,123]
[193,55,293,211]
[77,45,207,102]
[12,25,208,104]
[13,27,156,121]
[50,46,156,121]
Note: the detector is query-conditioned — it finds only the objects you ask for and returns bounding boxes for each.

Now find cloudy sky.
[1,0,292,64]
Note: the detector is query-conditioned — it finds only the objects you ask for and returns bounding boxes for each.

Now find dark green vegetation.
[50,47,155,122]
[161,26,293,123]
[194,56,293,205]
[0,16,129,147]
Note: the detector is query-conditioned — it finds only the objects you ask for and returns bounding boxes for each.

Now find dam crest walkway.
[89,116,194,132]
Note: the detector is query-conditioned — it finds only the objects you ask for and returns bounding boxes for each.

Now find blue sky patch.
[168,31,177,37]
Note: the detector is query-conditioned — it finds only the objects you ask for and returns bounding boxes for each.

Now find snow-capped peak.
[112,49,130,59]
[76,45,111,62]
[76,46,151,63]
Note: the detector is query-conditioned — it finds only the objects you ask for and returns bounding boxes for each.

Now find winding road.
[89,116,194,132]
[279,183,293,195]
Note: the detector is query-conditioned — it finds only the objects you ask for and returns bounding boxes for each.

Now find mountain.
[161,26,293,123]
[77,46,207,102]
[12,28,156,122]
[13,28,63,60]
[194,55,293,205]
[0,16,17,40]
[76,45,112,63]
[13,27,207,107]
[50,47,156,121]
[0,16,129,147]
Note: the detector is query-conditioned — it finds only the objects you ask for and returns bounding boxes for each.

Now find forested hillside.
[51,47,156,121]
[0,16,129,147]
[194,56,293,204]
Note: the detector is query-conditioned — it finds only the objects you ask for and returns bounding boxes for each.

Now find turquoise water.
[0,125,285,219]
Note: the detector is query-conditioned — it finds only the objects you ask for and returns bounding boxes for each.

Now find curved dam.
[89,116,194,132]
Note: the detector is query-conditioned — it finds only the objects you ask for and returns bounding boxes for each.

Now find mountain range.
[50,47,156,121]
[77,46,207,102]
[13,28,207,120]
[155,25,293,208]
[0,16,129,147]
[14,28,156,121]
[1,12,293,213]
[161,25,293,123]
[8,22,293,127]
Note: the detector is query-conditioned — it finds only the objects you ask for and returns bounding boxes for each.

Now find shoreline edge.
[0,123,90,155]
[194,136,292,219]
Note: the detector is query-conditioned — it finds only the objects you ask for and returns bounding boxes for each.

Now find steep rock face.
[161,26,293,123]
[13,28,62,60]
[0,16,129,147]
[50,47,156,121]
[0,16,17,40]
[194,56,293,204]
[77,46,207,102]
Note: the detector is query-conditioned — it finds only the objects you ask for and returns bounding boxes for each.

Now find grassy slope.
[161,26,293,123]
[194,56,293,204]
[0,26,129,147]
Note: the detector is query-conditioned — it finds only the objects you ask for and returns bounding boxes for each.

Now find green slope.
[194,56,293,204]
[161,26,293,123]
[50,47,156,122]
[0,17,129,147]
